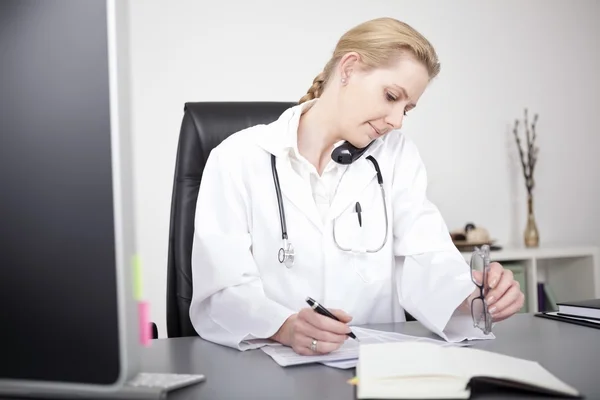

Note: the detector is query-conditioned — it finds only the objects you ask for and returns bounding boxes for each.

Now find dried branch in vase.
[512,108,539,196]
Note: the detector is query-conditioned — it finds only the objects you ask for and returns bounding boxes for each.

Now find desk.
[141,314,599,399]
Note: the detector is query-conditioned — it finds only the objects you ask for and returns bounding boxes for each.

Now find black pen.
[355,202,362,227]
[305,297,359,341]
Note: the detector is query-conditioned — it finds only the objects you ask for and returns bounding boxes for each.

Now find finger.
[296,335,343,355]
[329,308,353,323]
[486,262,504,289]
[291,343,313,356]
[488,282,523,319]
[485,268,514,307]
[299,308,352,335]
[492,291,525,322]
[295,319,347,344]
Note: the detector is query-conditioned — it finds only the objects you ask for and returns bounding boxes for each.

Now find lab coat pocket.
[332,207,364,252]
[333,203,390,282]
[359,206,388,252]
[333,200,388,250]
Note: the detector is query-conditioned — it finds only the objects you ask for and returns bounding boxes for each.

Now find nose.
[384,106,405,130]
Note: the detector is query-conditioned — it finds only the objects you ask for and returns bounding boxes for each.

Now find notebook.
[536,311,600,329]
[356,342,580,399]
[557,298,600,320]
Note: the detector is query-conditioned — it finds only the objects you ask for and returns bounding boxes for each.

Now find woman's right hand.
[271,308,353,355]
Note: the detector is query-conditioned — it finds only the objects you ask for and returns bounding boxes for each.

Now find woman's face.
[336,55,431,149]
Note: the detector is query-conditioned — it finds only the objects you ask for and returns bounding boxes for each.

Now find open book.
[356,342,580,399]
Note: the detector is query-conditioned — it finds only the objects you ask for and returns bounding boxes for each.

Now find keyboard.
[126,372,205,392]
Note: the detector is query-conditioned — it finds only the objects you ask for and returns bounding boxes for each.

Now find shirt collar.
[285,99,350,161]
[285,99,317,159]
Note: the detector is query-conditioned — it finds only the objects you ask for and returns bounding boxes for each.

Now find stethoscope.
[270,142,389,268]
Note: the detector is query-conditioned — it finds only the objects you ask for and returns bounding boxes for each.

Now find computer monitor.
[0,0,141,397]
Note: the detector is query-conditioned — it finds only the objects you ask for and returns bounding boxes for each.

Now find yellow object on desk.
[347,377,359,385]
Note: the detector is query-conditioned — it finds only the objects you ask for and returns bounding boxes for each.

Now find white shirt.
[285,103,346,223]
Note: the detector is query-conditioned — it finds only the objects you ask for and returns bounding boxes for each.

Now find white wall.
[127,0,600,337]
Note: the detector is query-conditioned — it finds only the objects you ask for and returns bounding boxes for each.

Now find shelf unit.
[461,245,600,313]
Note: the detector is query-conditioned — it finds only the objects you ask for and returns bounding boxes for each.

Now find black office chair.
[165,102,296,338]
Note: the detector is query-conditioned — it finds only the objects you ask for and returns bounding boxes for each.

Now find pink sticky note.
[138,301,151,346]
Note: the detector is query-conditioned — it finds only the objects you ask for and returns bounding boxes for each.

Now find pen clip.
[355,202,362,227]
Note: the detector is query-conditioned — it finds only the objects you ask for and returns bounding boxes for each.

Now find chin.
[345,137,371,150]
[357,134,375,149]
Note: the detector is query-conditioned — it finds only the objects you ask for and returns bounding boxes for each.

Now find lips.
[368,122,382,136]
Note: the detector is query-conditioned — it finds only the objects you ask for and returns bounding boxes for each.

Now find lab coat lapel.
[273,157,324,232]
[254,102,324,232]
[327,156,378,222]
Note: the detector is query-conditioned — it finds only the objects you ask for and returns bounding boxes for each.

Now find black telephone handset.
[331,141,375,165]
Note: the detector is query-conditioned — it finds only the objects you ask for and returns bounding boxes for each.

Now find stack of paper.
[260,327,467,369]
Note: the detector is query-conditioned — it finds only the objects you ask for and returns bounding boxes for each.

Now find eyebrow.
[392,84,417,108]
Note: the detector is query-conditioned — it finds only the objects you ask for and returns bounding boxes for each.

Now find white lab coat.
[189,101,488,351]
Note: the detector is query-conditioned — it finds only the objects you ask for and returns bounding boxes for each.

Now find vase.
[524,194,539,248]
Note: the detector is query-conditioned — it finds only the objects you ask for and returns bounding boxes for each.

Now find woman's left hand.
[477,262,525,322]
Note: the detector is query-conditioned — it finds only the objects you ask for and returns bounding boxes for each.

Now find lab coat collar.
[256,99,384,231]
[255,99,315,157]
[256,100,324,231]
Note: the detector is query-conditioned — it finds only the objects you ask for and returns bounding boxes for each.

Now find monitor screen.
[0,0,121,384]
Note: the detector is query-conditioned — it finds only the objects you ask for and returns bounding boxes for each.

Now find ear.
[337,52,362,82]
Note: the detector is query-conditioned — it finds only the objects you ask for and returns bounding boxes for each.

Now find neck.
[297,97,343,174]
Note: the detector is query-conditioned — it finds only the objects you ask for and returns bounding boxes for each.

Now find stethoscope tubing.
[271,154,288,240]
[271,153,388,264]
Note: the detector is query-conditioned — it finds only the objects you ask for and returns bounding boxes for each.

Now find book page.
[357,342,469,399]
[359,342,467,381]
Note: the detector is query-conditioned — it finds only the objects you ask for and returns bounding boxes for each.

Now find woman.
[189,17,524,355]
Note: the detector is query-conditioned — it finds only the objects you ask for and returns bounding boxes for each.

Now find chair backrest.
[166,101,296,338]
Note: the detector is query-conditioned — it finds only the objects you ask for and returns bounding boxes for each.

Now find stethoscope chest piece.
[278,239,295,268]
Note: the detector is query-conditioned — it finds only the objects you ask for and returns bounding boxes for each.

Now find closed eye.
[386,90,408,116]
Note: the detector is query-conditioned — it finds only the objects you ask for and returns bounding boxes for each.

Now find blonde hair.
[299,17,440,104]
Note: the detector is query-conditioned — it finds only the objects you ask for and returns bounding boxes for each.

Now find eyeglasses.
[469,244,493,335]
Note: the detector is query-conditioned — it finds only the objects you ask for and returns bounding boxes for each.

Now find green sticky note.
[133,254,143,300]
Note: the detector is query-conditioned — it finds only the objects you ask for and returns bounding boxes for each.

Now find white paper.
[260,327,468,368]
[322,359,360,369]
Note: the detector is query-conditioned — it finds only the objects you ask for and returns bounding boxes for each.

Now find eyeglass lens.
[470,246,492,334]
[470,250,486,289]
[471,297,490,332]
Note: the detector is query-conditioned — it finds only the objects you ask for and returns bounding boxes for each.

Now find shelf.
[461,245,599,262]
